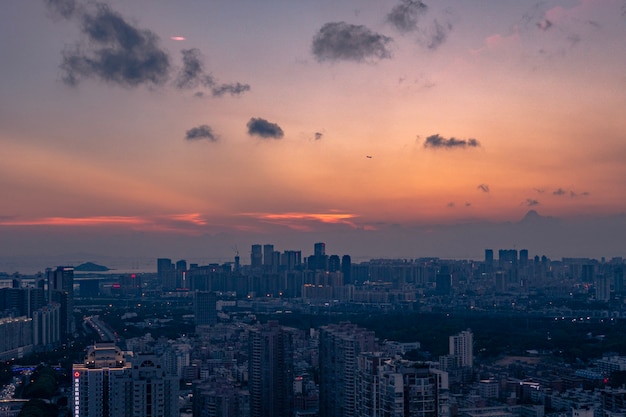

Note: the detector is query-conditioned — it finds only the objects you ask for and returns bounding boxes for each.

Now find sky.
[1,0,626,272]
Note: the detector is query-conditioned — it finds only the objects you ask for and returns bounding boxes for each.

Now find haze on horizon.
[1,0,625,271]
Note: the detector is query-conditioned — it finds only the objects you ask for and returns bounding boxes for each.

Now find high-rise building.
[309,242,328,271]
[376,360,449,417]
[319,322,377,417]
[342,255,352,284]
[72,343,133,417]
[449,329,473,368]
[356,352,389,417]
[248,321,294,417]
[194,291,217,327]
[263,244,274,270]
[130,355,179,417]
[32,303,60,347]
[47,266,74,337]
[314,242,326,257]
[251,244,263,269]
[72,343,178,417]
[328,255,341,272]
[157,258,175,290]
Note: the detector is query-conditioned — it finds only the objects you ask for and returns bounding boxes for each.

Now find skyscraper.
[47,266,74,338]
[319,322,377,417]
[194,291,217,327]
[251,244,263,269]
[449,329,473,368]
[342,255,352,284]
[263,244,274,271]
[248,321,294,417]
[157,258,175,290]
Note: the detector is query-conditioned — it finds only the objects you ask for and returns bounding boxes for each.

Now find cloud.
[477,184,490,193]
[185,125,218,142]
[211,82,251,97]
[552,188,590,198]
[423,134,480,149]
[44,0,78,19]
[247,118,284,139]
[48,4,249,95]
[447,202,455,208]
[175,49,214,89]
[60,3,171,88]
[421,19,452,50]
[537,19,553,31]
[525,199,539,206]
[312,22,393,62]
[314,132,323,140]
[387,0,428,33]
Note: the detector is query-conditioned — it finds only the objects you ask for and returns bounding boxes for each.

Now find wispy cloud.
[175,48,213,89]
[247,118,284,139]
[525,199,539,206]
[423,134,480,149]
[185,125,218,142]
[0,213,210,233]
[312,22,393,62]
[477,184,490,193]
[553,187,590,198]
[44,0,78,20]
[211,82,251,97]
[246,212,359,231]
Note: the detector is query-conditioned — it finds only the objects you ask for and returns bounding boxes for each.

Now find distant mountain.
[74,262,110,272]
[518,209,556,225]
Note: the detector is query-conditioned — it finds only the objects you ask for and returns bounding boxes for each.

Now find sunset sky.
[1,0,626,271]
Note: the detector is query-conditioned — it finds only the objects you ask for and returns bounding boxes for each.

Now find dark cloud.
[387,0,428,33]
[423,134,480,149]
[312,22,393,62]
[465,202,471,207]
[44,0,78,19]
[526,199,540,206]
[48,4,250,95]
[314,132,323,140]
[247,118,284,139]
[185,125,217,142]
[537,19,553,31]
[447,202,455,208]
[211,82,251,97]
[477,184,490,193]
[553,188,566,196]
[175,49,214,89]
[60,3,170,87]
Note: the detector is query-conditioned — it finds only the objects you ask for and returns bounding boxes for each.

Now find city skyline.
[1,0,626,268]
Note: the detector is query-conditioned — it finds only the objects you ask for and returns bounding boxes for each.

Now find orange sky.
[1,0,625,267]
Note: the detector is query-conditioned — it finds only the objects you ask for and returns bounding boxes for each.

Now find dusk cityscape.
[2,0,626,416]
